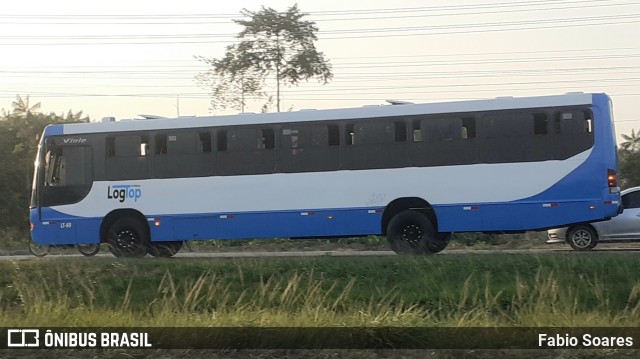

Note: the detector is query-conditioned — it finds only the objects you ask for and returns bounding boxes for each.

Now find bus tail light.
[608,169,619,193]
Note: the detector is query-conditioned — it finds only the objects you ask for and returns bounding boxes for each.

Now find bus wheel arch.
[382,197,450,254]
[382,197,437,235]
[100,209,149,258]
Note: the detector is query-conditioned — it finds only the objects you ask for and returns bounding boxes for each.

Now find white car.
[547,186,640,250]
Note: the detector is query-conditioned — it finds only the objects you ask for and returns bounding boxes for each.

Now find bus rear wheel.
[386,210,449,254]
[147,241,183,257]
[78,244,100,257]
[106,218,149,258]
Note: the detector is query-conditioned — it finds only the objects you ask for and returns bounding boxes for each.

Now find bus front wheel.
[106,218,149,258]
[29,240,50,257]
[386,210,449,254]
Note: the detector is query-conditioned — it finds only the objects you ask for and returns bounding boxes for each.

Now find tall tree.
[11,95,41,118]
[619,149,640,189]
[195,56,264,113]
[198,4,332,112]
[620,128,640,152]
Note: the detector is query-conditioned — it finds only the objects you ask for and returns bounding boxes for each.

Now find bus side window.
[228,128,259,151]
[107,135,148,157]
[478,112,533,164]
[328,125,340,146]
[549,109,594,160]
[345,124,355,145]
[482,113,532,138]
[419,117,464,142]
[155,134,167,155]
[412,121,422,142]
[342,119,406,170]
[462,117,476,139]
[394,121,407,142]
[45,146,91,186]
[533,113,548,135]
[166,132,200,155]
[217,131,227,152]
[281,126,326,154]
[199,132,212,152]
[217,127,275,175]
[153,131,212,178]
[410,117,477,167]
[555,110,592,134]
[351,121,395,145]
[105,135,150,180]
[260,129,275,150]
[278,124,339,173]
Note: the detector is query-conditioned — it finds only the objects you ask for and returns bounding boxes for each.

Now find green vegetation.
[619,128,640,188]
[0,95,88,245]
[196,4,332,113]
[2,253,639,327]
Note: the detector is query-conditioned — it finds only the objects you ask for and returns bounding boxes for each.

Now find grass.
[0,227,30,254]
[3,253,640,358]
[1,253,640,328]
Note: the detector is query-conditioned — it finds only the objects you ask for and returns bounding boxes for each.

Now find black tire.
[147,241,183,258]
[78,244,100,257]
[567,225,598,251]
[430,232,452,254]
[106,218,149,258]
[29,240,50,257]
[386,210,448,254]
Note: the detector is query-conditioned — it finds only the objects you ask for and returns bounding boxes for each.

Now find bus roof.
[55,92,600,136]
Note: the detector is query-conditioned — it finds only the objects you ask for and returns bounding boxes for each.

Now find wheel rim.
[572,229,592,248]
[113,229,138,251]
[401,224,423,246]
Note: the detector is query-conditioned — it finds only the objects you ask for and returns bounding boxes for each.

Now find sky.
[1,0,639,140]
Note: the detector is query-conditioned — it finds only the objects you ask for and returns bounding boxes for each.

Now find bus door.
[39,139,93,244]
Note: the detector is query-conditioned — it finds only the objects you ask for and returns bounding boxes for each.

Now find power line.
[2,53,638,77]
[1,12,639,45]
[0,1,637,121]
[3,0,638,25]
[2,46,638,69]
[0,0,626,19]
[4,76,639,98]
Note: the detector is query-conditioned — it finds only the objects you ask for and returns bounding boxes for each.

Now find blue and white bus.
[29,92,621,257]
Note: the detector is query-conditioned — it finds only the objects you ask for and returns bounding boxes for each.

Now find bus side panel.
[168,208,382,241]
[29,208,45,245]
[435,199,607,233]
[33,208,100,245]
[75,218,101,244]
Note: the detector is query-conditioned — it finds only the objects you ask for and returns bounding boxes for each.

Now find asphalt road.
[2,246,640,261]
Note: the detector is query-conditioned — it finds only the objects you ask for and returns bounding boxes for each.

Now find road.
[2,246,640,261]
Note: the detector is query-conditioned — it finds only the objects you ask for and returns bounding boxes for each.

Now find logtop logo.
[107,185,142,203]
